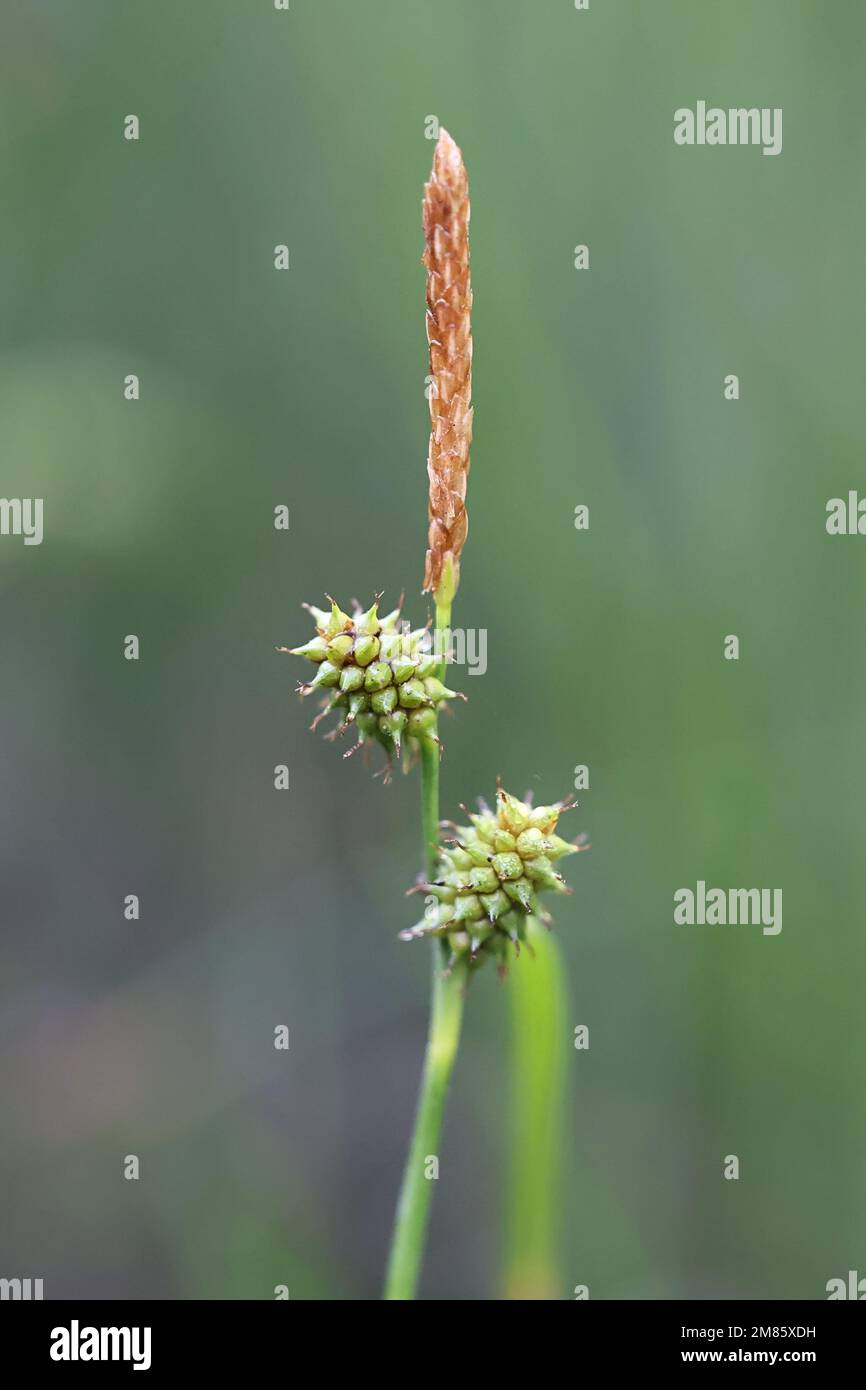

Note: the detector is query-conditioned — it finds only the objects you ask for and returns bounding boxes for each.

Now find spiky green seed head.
[401,786,586,973]
[279,595,463,773]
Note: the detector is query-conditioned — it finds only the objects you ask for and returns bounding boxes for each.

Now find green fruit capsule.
[515,827,545,857]
[543,833,578,861]
[409,900,449,934]
[451,893,483,925]
[479,889,510,923]
[303,604,331,629]
[491,852,524,882]
[463,839,492,868]
[290,637,329,662]
[398,678,428,709]
[311,661,341,689]
[468,865,499,894]
[339,665,366,693]
[390,656,418,684]
[364,661,392,692]
[422,676,460,702]
[380,717,408,739]
[377,632,400,661]
[354,601,381,636]
[469,811,498,839]
[525,859,566,892]
[324,601,352,636]
[423,881,456,903]
[326,633,354,665]
[492,829,517,854]
[468,923,494,954]
[407,707,437,739]
[346,691,369,721]
[379,709,407,752]
[498,793,531,836]
[355,712,378,739]
[352,635,380,667]
[449,847,473,872]
[371,685,398,716]
[523,854,556,881]
[503,878,536,913]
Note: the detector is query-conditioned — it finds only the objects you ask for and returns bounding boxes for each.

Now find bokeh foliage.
[1,0,864,1298]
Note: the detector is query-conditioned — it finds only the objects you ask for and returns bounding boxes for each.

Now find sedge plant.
[279,130,586,1300]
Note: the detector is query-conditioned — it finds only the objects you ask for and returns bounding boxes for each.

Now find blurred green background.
[1,0,864,1300]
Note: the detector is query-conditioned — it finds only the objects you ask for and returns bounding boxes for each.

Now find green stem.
[383,946,465,1299]
[384,601,463,1300]
[419,735,441,881]
[434,599,451,684]
[503,919,568,1299]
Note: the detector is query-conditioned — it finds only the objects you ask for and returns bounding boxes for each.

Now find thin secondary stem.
[434,599,451,685]
[419,735,441,881]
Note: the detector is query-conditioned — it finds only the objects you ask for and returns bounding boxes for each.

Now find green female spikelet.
[401,785,587,973]
[279,595,462,775]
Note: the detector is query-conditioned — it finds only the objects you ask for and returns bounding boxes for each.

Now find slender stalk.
[419,734,441,881]
[384,942,465,1299]
[434,600,451,685]
[384,603,465,1300]
[503,918,568,1299]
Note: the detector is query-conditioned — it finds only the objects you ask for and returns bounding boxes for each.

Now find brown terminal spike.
[422,128,472,605]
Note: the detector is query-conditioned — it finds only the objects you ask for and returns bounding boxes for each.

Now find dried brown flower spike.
[422,128,473,607]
